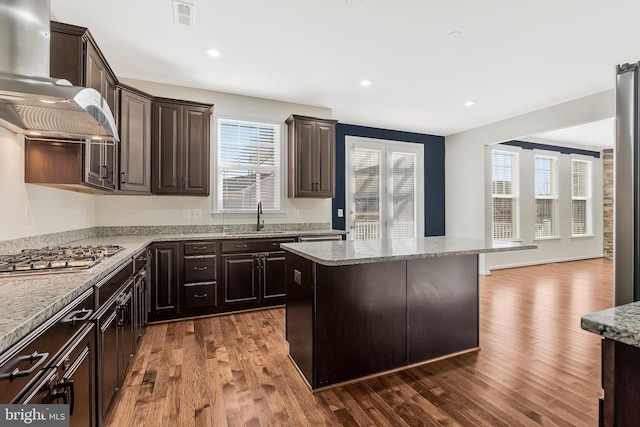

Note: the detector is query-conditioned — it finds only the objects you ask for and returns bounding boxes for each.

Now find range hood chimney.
[0,0,119,141]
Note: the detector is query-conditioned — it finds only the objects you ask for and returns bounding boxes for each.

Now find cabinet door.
[98,309,119,421]
[222,254,259,305]
[316,122,335,197]
[84,41,105,94]
[182,105,210,195]
[262,252,287,301]
[119,89,152,193]
[152,102,182,194]
[61,325,95,427]
[294,119,316,196]
[103,143,117,190]
[150,243,181,320]
[85,142,104,187]
[49,23,83,85]
[118,288,135,386]
[105,73,118,121]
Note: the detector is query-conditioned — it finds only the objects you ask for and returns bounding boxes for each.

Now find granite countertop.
[581,302,640,348]
[0,229,344,354]
[280,236,537,266]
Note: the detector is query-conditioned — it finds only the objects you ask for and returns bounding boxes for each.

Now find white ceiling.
[50,0,637,143]
[526,118,615,150]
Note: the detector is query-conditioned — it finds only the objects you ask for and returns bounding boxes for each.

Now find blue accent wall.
[333,123,445,236]
[501,140,601,158]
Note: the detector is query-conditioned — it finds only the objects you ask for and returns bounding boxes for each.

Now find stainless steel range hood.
[0,0,119,141]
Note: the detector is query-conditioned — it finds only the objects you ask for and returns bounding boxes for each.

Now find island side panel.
[314,261,407,389]
[602,338,640,426]
[285,252,315,387]
[406,254,479,363]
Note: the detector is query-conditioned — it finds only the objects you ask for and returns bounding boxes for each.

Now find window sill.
[493,238,523,243]
[533,236,561,242]
[570,234,594,240]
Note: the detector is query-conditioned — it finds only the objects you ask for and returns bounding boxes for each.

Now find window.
[571,159,592,236]
[216,118,282,212]
[534,155,559,238]
[492,150,519,240]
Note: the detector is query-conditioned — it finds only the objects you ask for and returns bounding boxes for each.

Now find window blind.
[571,159,591,235]
[218,119,281,212]
[353,148,381,240]
[492,150,520,240]
[391,152,416,239]
[534,155,558,238]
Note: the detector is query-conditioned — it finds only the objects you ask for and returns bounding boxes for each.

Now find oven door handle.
[6,351,49,380]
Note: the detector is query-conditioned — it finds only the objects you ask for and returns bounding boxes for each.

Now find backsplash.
[0,223,333,254]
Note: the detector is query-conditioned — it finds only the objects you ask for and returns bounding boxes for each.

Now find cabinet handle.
[194,293,208,298]
[235,244,248,248]
[193,266,208,271]
[121,172,126,184]
[193,246,207,251]
[101,165,108,180]
[272,242,281,247]
[58,380,75,415]
[6,351,49,380]
[68,308,93,326]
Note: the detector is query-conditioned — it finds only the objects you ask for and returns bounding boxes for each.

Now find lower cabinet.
[149,242,180,321]
[222,251,287,306]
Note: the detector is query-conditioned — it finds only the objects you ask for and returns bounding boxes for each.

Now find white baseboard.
[485,254,605,274]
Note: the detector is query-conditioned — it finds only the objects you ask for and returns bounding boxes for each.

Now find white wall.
[95,79,334,227]
[0,127,96,241]
[483,145,603,270]
[446,89,614,273]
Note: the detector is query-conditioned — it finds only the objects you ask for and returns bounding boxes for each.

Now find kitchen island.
[581,302,640,426]
[281,236,536,390]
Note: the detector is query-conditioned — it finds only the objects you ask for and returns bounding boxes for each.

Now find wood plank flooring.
[106,258,612,426]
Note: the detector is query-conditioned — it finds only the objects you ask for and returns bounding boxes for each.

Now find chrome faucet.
[257,201,265,231]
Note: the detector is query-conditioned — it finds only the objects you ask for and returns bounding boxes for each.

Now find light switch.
[182,209,191,219]
[337,208,344,218]
[193,209,202,219]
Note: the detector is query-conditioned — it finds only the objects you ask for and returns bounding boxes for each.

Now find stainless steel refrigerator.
[615,63,640,305]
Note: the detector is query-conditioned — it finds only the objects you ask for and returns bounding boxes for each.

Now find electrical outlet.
[294,269,302,285]
[193,209,202,219]
[24,206,32,226]
[182,209,191,219]
[293,209,300,218]
[338,208,344,218]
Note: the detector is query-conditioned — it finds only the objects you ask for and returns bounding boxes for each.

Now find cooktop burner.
[0,245,124,276]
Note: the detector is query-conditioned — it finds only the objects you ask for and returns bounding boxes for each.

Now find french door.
[345,137,424,240]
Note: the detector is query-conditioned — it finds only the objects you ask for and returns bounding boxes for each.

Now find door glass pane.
[353,148,380,240]
[391,152,416,239]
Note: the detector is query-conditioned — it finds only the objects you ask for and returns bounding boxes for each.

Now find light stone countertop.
[280,236,537,266]
[581,302,640,348]
[0,229,344,355]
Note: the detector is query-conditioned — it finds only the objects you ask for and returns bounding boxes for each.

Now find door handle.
[58,380,75,415]
[121,172,126,184]
[101,165,108,180]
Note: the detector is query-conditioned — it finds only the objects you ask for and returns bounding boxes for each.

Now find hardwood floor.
[106,258,612,426]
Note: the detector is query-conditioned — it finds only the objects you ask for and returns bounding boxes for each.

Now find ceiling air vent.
[173,0,195,26]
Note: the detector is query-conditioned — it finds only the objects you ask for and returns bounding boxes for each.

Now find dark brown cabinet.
[152,99,212,195]
[149,242,181,321]
[286,115,337,198]
[118,86,152,193]
[221,238,293,308]
[85,142,116,190]
[182,241,219,313]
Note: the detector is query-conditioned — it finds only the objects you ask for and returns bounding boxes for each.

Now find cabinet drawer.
[184,255,216,283]
[184,283,217,310]
[184,241,217,255]
[222,238,295,254]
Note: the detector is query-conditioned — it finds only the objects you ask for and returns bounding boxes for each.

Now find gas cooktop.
[0,245,124,276]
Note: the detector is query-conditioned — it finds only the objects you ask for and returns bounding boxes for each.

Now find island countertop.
[280,236,537,266]
[581,302,640,348]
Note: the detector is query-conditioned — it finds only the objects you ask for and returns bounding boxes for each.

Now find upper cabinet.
[119,85,152,194]
[152,99,213,196]
[50,22,118,117]
[286,115,337,198]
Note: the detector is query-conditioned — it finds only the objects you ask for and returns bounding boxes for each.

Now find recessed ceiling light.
[360,79,372,87]
[464,100,475,107]
[447,31,463,40]
[206,48,221,57]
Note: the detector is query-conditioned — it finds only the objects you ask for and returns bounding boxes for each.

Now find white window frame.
[533,153,559,239]
[571,158,593,237]
[491,149,520,241]
[212,114,286,214]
